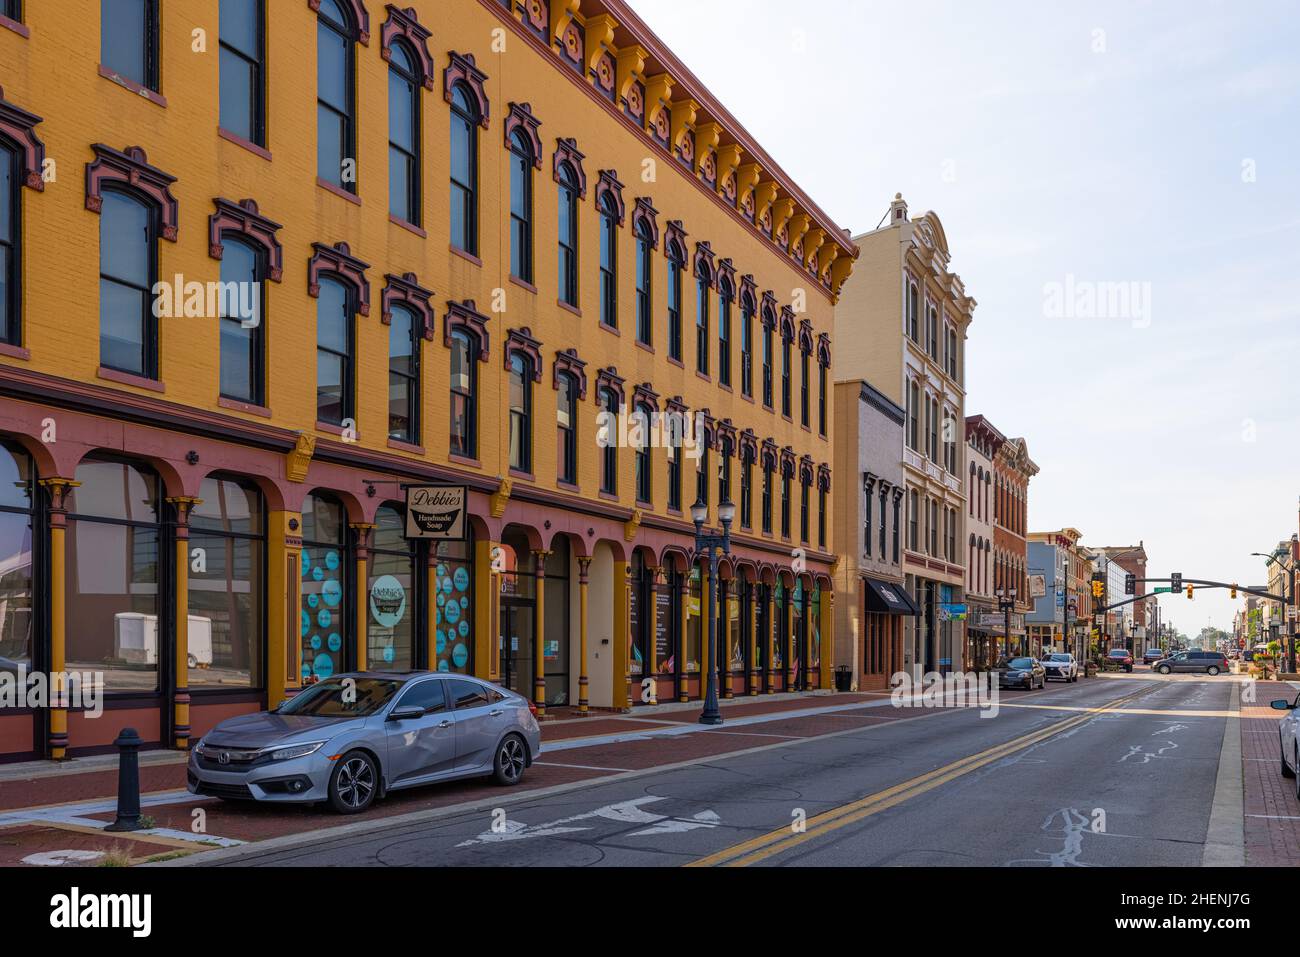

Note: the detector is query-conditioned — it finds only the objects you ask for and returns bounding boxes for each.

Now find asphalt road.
[218,673,1236,867]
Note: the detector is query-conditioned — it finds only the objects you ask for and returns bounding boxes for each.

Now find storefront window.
[728,584,743,673]
[0,443,33,670]
[432,534,474,674]
[369,505,415,671]
[686,566,702,674]
[809,585,822,676]
[542,543,570,705]
[189,475,264,688]
[300,492,348,682]
[773,582,786,670]
[629,551,645,678]
[67,456,161,691]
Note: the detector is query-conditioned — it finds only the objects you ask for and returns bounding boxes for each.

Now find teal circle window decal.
[313,654,335,678]
[454,567,470,592]
[317,609,332,628]
[328,633,342,652]
[322,579,343,607]
[325,550,340,571]
[452,644,469,668]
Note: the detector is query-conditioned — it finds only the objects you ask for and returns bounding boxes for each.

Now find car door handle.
[438,720,452,728]
[489,710,505,717]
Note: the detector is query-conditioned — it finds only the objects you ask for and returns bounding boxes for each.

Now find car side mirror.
[1270,700,1294,712]
[388,706,425,722]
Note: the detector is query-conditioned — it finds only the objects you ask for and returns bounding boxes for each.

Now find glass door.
[499,599,534,699]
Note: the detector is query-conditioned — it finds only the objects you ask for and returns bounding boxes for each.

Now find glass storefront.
[432,534,474,674]
[685,566,702,674]
[369,504,415,671]
[189,475,264,688]
[0,443,33,672]
[300,492,349,683]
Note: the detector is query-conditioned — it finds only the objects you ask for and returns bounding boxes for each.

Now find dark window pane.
[99,191,150,284]
[219,0,259,58]
[317,23,349,112]
[101,0,147,87]
[388,72,415,151]
[318,105,345,185]
[316,280,349,353]
[219,47,255,140]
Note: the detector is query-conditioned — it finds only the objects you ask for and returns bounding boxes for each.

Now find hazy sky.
[634,0,1300,636]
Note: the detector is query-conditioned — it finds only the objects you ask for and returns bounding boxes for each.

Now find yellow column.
[351,524,375,672]
[40,479,77,759]
[167,497,201,749]
[474,538,498,681]
[748,578,759,696]
[578,557,591,713]
[646,566,660,704]
[613,559,631,711]
[532,550,551,714]
[765,584,776,694]
[266,510,300,709]
[678,571,690,702]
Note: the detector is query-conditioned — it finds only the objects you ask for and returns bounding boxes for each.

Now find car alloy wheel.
[1207,666,1220,676]
[330,752,377,813]
[1158,665,1171,675]
[494,735,528,786]
[1282,734,1295,779]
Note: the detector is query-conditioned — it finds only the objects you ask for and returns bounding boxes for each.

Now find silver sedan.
[187,672,542,813]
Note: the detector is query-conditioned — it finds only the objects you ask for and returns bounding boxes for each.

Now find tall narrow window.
[449,330,477,458]
[102,0,159,92]
[800,477,810,543]
[928,304,938,358]
[799,346,810,427]
[1,1,21,22]
[667,441,681,511]
[762,324,773,407]
[740,456,752,528]
[388,303,419,443]
[387,40,420,225]
[718,281,733,387]
[508,353,532,472]
[863,483,873,556]
[508,130,534,282]
[634,220,652,344]
[315,277,354,425]
[762,464,773,534]
[449,85,479,254]
[718,443,732,506]
[556,372,577,485]
[907,281,918,341]
[557,163,580,307]
[634,402,652,503]
[0,143,18,346]
[666,242,684,361]
[695,276,710,375]
[818,486,826,548]
[598,192,617,327]
[316,0,356,192]
[218,237,265,405]
[220,0,265,145]
[817,361,826,436]
[696,444,710,509]
[99,189,157,378]
[740,301,753,397]
[892,495,901,562]
[600,387,618,494]
[908,489,918,551]
[907,380,919,450]
[781,335,792,417]
[780,471,791,538]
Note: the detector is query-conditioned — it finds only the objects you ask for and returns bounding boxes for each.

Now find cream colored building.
[836,195,973,675]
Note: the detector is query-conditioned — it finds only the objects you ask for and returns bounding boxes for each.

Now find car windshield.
[276,677,403,717]
[1044,654,1071,662]
[999,657,1034,669]
[1107,650,1128,657]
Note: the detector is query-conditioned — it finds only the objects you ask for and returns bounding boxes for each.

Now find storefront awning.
[864,578,920,616]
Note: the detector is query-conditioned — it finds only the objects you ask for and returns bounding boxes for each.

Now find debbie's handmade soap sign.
[404,484,468,540]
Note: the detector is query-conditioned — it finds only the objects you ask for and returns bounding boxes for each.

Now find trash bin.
[834,666,852,692]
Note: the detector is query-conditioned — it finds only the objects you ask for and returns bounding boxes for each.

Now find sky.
[633,0,1300,637]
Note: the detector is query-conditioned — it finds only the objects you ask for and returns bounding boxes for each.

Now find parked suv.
[1154,650,1229,676]
[1105,648,1134,673]
[1142,648,1164,664]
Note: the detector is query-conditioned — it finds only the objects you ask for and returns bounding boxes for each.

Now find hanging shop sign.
[405,485,469,540]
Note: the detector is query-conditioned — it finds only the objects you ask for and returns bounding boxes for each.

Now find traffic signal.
[1171,572,1182,591]
[1231,584,1238,599]
[1186,584,1194,600]
[1091,579,1103,599]
[1124,573,1136,595]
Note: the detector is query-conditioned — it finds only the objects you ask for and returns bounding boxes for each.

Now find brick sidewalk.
[1240,680,1300,866]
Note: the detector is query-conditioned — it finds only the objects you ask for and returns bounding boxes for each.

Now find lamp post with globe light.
[692,494,735,726]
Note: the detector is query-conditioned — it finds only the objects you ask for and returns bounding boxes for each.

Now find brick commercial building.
[0,0,855,761]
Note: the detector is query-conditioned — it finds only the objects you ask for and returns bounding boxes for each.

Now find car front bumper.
[187,750,335,804]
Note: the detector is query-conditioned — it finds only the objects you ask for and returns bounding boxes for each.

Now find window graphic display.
[432,538,474,674]
[301,494,348,683]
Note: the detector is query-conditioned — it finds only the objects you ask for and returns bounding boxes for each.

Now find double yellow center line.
[686,684,1153,867]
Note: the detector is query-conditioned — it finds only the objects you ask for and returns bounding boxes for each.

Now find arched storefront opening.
[369,503,417,671]
[431,528,475,675]
[0,442,36,760]
[300,491,350,682]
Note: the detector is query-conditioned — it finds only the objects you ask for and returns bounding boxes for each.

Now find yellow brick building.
[0,0,853,760]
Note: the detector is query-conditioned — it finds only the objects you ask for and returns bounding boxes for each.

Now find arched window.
[666,240,684,361]
[316,0,357,192]
[762,319,773,407]
[634,217,652,344]
[219,0,265,146]
[99,188,157,378]
[695,441,709,509]
[370,504,416,671]
[740,450,752,528]
[599,386,618,494]
[799,343,810,427]
[717,278,733,387]
[66,455,161,689]
[740,298,753,398]
[634,402,652,504]
[667,421,681,511]
[508,352,532,472]
[557,162,580,307]
[316,277,354,425]
[0,141,19,346]
[780,466,791,538]
[388,303,420,443]
[218,236,265,405]
[0,443,33,670]
[388,39,421,224]
[508,129,534,282]
[556,371,577,485]
[695,272,710,376]
[449,84,479,253]
[717,438,732,506]
[300,491,349,681]
[761,459,773,534]
[908,488,919,551]
[449,329,477,458]
[598,191,618,328]
[780,331,792,417]
[190,475,265,688]
[102,0,159,93]
[907,281,918,341]
[799,474,810,543]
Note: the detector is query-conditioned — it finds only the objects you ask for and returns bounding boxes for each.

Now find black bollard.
[104,727,143,832]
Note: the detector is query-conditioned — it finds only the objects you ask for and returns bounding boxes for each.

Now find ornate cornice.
[553,137,588,197]
[444,51,490,126]
[209,198,284,282]
[382,272,435,339]
[504,326,543,381]
[444,299,490,360]
[380,4,434,89]
[308,242,371,316]
[85,145,179,241]
[0,87,45,191]
[504,101,543,167]
[552,347,588,398]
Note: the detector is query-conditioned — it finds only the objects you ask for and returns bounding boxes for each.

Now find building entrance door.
[499,599,535,699]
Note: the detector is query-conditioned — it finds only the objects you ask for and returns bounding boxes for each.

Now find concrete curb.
[1201,680,1245,866]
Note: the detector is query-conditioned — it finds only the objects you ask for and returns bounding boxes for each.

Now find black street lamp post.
[692,494,735,726]
[994,587,1019,657]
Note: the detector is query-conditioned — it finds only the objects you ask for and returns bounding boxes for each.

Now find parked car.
[1154,650,1229,676]
[995,656,1046,690]
[1105,648,1134,673]
[1142,648,1164,664]
[1040,652,1078,682]
[1273,694,1300,799]
[187,672,542,814]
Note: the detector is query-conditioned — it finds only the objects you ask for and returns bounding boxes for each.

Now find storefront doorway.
[498,598,535,699]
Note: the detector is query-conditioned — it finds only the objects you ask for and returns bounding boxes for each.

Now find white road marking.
[534,762,635,772]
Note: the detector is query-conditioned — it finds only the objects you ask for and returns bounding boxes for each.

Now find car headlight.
[267,741,326,762]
